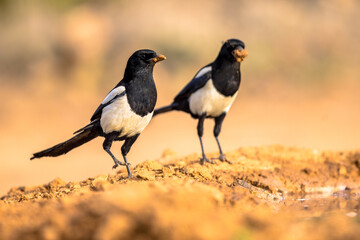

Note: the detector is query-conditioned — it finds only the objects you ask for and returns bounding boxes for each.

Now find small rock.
[301,168,312,175]
[339,166,347,175]
[95,174,108,181]
[136,160,163,171]
[63,189,70,194]
[191,166,212,180]
[48,178,67,189]
[18,194,28,202]
[65,182,74,188]
[162,167,175,177]
[177,161,186,168]
[91,178,110,191]
[136,170,156,181]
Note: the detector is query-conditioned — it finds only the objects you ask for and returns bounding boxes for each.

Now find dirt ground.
[1,145,359,240]
[1,1,360,239]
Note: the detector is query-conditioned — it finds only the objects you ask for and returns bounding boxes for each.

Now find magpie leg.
[103,132,129,169]
[197,114,213,165]
[213,113,231,163]
[121,134,140,178]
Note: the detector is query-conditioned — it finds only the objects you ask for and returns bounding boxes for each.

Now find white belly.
[100,95,153,137]
[189,79,238,117]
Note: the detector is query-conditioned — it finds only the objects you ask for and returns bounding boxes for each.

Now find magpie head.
[221,39,248,62]
[128,49,166,69]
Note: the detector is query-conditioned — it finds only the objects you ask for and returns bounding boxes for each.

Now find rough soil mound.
[1,146,360,240]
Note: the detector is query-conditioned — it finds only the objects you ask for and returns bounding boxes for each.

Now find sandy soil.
[1,145,359,240]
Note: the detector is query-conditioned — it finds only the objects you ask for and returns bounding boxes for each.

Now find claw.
[119,162,131,166]
[112,160,130,170]
[214,154,232,164]
[200,157,214,165]
[117,159,130,166]
[218,154,226,161]
[210,154,232,164]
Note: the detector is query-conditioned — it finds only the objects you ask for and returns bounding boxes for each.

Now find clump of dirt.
[1,146,360,240]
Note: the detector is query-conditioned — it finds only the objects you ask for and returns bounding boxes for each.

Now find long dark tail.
[31,127,99,160]
[153,103,178,117]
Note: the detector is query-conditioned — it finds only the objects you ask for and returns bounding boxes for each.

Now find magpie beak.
[150,54,166,63]
[232,48,248,62]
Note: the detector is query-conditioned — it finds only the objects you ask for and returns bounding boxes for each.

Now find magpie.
[31,49,166,178]
[154,39,248,164]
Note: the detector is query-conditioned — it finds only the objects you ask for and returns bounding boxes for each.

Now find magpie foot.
[212,154,232,164]
[218,153,226,161]
[200,156,214,165]
[118,172,134,180]
[112,159,131,169]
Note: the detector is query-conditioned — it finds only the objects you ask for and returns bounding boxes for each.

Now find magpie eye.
[142,53,154,61]
[227,44,235,51]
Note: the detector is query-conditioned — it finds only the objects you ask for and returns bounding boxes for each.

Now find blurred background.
[0,0,359,195]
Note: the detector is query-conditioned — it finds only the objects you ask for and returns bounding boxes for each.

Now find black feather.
[31,129,99,160]
[174,65,212,102]
[153,103,177,116]
[90,88,126,121]
[73,119,98,134]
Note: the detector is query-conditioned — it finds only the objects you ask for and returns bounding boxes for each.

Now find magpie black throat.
[31,49,166,178]
[122,54,165,116]
[125,72,157,117]
[154,38,247,164]
[212,56,241,97]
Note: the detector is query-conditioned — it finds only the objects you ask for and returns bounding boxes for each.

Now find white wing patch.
[195,66,212,78]
[101,86,125,104]
[100,93,153,137]
[189,79,238,117]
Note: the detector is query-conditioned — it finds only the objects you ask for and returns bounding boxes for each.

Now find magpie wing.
[174,64,212,102]
[90,85,126,122]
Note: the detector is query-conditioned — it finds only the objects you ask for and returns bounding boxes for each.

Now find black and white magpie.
[31,49,166,178]
[154,39,248,164]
